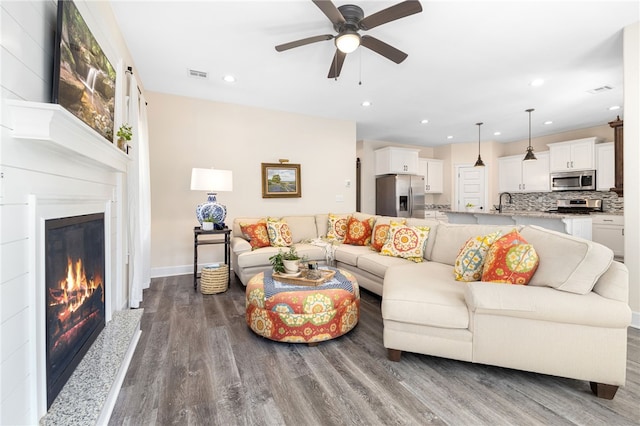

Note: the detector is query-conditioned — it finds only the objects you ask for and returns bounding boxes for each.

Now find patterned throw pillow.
[266,218,293,247]
[343,216,375,246]
[240,222,270,250]
[371,220,406,252]
[326,213,350,242]
[454,231,503,282]
[482,230,539,285]
[380,223,430,263]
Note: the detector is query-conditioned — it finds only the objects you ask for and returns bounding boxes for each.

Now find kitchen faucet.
[498,192,512,213]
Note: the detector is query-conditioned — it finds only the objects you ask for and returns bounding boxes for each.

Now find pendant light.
[523,108,537,161]
[474,122,485,167]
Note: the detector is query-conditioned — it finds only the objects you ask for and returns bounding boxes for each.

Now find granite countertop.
[442,210,609,219]
[441,210,624,219]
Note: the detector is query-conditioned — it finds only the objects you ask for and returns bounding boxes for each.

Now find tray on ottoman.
[272,269,336,286]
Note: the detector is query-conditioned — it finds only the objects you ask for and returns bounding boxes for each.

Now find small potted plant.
[201,217,215,231]
[269,247,307,274]
[116,123,132,151]
[465,203,476,212]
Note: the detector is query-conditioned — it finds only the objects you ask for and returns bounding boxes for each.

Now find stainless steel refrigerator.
[376,174,425,218]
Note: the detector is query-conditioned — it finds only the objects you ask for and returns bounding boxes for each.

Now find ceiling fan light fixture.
[335,31,361,53]
[523,108,537,161]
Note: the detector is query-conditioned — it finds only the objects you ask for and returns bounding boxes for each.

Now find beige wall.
[147,92,356,276]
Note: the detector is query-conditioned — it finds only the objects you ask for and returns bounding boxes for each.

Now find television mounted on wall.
[52,0,116,142]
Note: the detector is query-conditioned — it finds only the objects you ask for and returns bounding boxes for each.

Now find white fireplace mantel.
[7,100,130,172]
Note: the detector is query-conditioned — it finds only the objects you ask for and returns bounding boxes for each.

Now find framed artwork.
[261,163,301,198]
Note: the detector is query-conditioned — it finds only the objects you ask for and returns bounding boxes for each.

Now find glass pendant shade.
[474,122,485,167]
[190,168,233,226]
[335,31,361,53]
[523,108,537,161]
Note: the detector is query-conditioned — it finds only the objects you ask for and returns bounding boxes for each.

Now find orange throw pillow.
[240,222,270,250]
[343,216,375,246]
[482,230,539,285]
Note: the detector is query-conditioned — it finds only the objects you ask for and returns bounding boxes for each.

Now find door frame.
[454,163,489,212]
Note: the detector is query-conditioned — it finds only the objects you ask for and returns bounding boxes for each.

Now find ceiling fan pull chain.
[359,48,363,85]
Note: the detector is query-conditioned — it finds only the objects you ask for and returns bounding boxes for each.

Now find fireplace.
[45,213,106,408]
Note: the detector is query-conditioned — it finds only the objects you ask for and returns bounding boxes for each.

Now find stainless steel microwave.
[550,170,596,191]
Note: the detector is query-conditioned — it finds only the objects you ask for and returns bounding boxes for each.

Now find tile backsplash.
[502,191,623,213]
[427,191,623,213]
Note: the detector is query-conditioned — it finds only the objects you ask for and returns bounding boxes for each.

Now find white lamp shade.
[190,168,233,192]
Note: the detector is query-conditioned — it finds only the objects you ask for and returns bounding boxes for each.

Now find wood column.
[608,116,623,196]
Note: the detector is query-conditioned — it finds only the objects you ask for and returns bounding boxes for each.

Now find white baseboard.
[151,262,232,279]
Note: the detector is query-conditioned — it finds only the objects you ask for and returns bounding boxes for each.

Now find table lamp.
[190,167,233,227]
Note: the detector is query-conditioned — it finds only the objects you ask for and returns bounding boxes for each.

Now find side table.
[193,227,231,291]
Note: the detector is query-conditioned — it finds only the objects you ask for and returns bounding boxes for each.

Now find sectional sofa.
[230,213,632,399]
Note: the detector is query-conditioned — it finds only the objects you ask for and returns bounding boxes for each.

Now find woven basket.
[200,264,228,294]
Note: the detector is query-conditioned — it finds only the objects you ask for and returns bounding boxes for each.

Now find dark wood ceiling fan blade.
[327,49,346,79]
[359,1,422,30]
[361,35,408,63]
[275,34,334,52]
[312,0,345,26]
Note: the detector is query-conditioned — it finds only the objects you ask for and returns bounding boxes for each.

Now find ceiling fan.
[275,0,423,79]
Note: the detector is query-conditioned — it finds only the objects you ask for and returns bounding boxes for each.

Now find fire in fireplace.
[45,213,105,408]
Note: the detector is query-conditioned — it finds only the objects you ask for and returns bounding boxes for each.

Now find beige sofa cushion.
[520,225,613,294]
[464,281,631,328]
[382,262,469,329]
[430,224,520,266]
[357,252,411,278]
[281,215,319,242]
[236,243,325,268]
[334,244,372,266]
[593,261,629,303]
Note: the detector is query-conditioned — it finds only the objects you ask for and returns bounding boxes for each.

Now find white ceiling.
[110,1,639,146]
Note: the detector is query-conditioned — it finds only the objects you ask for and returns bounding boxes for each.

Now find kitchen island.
[444,210,593,240]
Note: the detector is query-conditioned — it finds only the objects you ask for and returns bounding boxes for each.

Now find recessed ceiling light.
[544,120,553,125]
[420,119,429,124]
[447,135,453,140]
[494,131,501,136]
[609,105,621,111]
[530,78,545,87]
[361,101,372,107]
[223,75,236,83]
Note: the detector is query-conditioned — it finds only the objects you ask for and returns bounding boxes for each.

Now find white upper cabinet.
[418,158,444,193]
[375,147,420,175]
[498,151,550,193]
[548,137,597,172]
[596,142,615,191]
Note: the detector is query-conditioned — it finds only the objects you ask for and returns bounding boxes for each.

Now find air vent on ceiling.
[188,69,208,79]
[587,85,613,94]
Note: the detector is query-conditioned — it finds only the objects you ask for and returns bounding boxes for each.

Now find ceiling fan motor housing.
[335,4,364,32]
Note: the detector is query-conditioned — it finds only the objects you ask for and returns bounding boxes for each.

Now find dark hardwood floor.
[109,274,640,425]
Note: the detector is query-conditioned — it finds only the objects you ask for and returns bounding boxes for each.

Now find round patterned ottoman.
[246,268,360,344]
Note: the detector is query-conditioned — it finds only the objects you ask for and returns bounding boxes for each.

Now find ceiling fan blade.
[312,0,345,27]
[359,1,423,31]
[327,49,346,79]
[275,34,334,52]
[361,35,408,64]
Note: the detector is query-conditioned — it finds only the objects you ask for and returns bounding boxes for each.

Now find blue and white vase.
[196,192,227,226]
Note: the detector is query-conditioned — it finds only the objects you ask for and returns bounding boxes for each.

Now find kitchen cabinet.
[548,137,597,172]
[375,147,420,175]
[592,214,624,260]
[596,142,615,191]
[424,210,448,222]
[498,151,550,193]
[418,158,443,193]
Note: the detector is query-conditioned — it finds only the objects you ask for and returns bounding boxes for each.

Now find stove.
[546,199,603,214]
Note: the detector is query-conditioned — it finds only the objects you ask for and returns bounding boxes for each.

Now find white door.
[456,165,487,211]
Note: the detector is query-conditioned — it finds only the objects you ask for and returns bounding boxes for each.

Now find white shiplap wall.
[0,1,138,423]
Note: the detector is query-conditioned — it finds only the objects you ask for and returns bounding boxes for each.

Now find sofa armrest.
[464,282,631,328]
[231,236,252,255]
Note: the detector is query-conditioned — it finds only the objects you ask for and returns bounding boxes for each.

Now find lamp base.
[196,193,227,226]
